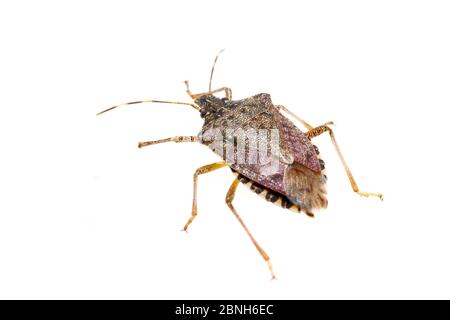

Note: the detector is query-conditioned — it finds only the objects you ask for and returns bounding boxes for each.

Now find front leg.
[138,136,197,148]
[184,80,232,100]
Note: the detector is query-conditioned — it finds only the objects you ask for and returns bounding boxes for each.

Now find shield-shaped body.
[197,93,328,216]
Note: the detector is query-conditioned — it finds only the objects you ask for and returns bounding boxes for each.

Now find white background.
[1,1,449,299]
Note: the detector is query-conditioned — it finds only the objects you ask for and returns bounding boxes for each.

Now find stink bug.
[97,50,383,279]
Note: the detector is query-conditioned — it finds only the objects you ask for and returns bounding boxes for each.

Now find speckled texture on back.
[197,93,325,212]
[271,107,321,173]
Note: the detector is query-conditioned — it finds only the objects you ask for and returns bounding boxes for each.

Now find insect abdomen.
[231,170,312,216]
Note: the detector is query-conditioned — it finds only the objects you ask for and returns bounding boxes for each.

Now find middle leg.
[183,161,228,231]
[276,105,334,130]
[276,105,314,130]
[307,125,383,200]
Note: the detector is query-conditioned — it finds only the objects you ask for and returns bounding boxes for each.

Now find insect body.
[196,93,327,216]
[97,51,383,279]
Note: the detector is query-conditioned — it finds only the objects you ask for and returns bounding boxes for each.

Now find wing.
[271,106,322,173]
[206,93,290,194]
[284,162,328,212]
[201,93,321,171]
[201,93,326,208]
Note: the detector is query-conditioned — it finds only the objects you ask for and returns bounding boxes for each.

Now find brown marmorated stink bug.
[97,50,383,279]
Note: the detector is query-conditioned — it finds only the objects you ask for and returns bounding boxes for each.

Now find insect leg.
[138,136,197,148]
[307,125,383,200]
[183,161,228,231]
[184,80,232,100]
[275,105,315,130]
[225,178,276,280]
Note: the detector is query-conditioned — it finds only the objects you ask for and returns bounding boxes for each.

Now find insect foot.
[267,260,277,281]
[357,192,384,201]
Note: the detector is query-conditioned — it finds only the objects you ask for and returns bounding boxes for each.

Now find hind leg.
[226,178,276,280]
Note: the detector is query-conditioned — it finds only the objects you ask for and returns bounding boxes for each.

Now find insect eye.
[200,109,208,118]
